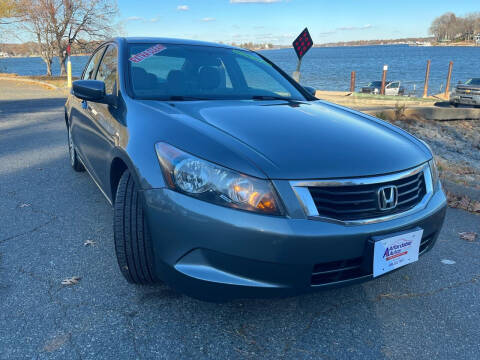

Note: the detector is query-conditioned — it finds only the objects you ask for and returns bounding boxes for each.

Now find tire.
[67,122,85,172]
[114,170,157,284]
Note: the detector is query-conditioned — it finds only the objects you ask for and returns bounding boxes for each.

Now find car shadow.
[0,97,66,116]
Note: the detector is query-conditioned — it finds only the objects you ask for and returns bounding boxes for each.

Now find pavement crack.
[121,309,143,360]
[0,217,57,244]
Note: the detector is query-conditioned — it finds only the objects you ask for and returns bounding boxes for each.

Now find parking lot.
[1,81,479,359]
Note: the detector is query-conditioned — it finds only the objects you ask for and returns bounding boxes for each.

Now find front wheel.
[67,122,85,172]
[114,170,157,284]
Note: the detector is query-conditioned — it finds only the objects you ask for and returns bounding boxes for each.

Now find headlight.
[418,139,440,192]
[155,143,283,215]
[429,159,440,191]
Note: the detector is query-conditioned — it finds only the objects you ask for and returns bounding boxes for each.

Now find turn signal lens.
[155,143,283,215]
[429,159,440,192]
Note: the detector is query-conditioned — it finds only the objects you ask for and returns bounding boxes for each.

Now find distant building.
[476,33,480,45]
[0,52,9,58]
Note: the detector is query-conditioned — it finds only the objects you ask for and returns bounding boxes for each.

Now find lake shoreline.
[2,45,479,96]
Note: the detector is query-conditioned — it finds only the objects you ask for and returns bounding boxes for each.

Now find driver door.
[70,46,106,173]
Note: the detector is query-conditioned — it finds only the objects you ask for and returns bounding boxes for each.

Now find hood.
[457,85,480,90]
[149,100,430,179]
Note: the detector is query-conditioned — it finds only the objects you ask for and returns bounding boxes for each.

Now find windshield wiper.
[251,95,293,101]
[167,96,209,101]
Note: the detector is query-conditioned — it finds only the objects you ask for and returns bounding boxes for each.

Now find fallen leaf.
[459,232,477,242]
[83,239,96,247]
[43,334,70,352]
[459,196,471,210]
[441,259,456,265]
[446,191,480,215]
[61,276,81,286]
[472,201,480,213]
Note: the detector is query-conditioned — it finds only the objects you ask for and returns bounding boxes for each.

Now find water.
[0,55,89,78]
[1,45,479,96]
[260,45,480,96]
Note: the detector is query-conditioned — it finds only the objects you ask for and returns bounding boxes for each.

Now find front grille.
[419,234,434,254]
[308,170,427,221]
[311,257,367,285]
[311,233,435,286]
[457,88,480,96]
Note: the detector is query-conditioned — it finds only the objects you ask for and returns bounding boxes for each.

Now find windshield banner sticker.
[129,44,166,63]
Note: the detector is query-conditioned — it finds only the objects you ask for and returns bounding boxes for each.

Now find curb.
[0,76,59,90]
[442,179,480,202]
[407,107,480,121]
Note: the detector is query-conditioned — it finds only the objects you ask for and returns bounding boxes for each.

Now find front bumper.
[450,94,480,106]
[143,185,447,301]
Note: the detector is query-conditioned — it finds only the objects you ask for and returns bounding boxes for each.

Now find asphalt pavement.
[1,80,479,359]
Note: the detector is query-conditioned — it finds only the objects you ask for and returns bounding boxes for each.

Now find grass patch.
[353,93,436,102]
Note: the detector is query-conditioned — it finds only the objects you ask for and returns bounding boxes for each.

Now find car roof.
[115,37,241,50]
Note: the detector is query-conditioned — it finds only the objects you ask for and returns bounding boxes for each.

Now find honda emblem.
[377,185,398,211]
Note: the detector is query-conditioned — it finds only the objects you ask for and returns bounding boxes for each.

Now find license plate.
[373,228,423,277]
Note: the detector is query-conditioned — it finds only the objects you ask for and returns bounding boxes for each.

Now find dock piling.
[444,61,453,99]
[423,60,431,98]
[350,71,356,92]
[380,65,388,95]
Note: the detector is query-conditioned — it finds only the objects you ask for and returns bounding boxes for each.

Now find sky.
[119,0,480,45]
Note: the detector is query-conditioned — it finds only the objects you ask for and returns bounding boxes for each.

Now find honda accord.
[65,38,447,300]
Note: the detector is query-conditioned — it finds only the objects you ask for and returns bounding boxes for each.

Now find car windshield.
[367,81,382,87]
[465,78,480,86]
[127,43,306,101]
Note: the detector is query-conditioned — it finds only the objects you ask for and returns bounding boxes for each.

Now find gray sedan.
[65,37,446,301]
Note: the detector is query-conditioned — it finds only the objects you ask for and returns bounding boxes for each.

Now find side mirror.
[72,80,107,103]
[303,86,316,97]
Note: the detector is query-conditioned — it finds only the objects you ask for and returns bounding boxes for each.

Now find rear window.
[465,78,480,86]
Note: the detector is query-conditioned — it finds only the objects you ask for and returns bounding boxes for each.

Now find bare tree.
[13,1,56,75]
[48,0,119,75]
[0,0,17,23]
[15,0,118,76]
[430,12,480,42]
[429,12,458,41]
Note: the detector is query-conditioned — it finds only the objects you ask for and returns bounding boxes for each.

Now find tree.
[0,0,17,20]
[15,0,118,76]
[16,1,57,75]
[464,12,480,40]
[429,12,457,41]
[430,12,480,42]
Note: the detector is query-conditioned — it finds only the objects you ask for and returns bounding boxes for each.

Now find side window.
[96,45,118,95]
[82,48,105,80]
